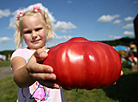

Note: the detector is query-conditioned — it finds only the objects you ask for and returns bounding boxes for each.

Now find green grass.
[63,68,138,102]
[0,61,10,67]
[0,76,17,102]
[0,61,138,102]
[0,76,119,102]
[103,72,138,102]
[63,89,118,102]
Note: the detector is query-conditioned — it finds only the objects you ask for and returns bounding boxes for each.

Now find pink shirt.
[11,48,65,102]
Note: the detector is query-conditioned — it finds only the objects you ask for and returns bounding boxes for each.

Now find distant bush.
[0,50,14,61]
[100,37,135,46]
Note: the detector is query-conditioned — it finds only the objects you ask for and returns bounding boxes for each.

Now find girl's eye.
[23,30,32,34]
[24,31,32,34]
[35,28,42,31]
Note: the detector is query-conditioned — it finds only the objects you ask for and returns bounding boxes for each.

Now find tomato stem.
[75,89,78,93]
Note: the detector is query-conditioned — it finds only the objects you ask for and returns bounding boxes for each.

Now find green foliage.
[0,50,14,60]
[0,37,135,61]
[63,68,138,102]
[0,67,138,102]
[63,89,118,102]
[0,50,14,55]
[103,72,138,102]
[0,37,137,102]
[0,76,17,102]
[100,37,135,46]
[0,61,10,67]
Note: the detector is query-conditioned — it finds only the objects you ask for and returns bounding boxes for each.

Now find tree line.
[0,37,135,60]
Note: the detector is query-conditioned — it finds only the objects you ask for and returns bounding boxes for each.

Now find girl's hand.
[113,70,123,85]
[120,70,123,76]
[26,49,59,89]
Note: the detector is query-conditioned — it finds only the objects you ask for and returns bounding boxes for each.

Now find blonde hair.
[14,10,53,48]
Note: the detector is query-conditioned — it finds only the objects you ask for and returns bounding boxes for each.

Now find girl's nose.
[31,30,37,38]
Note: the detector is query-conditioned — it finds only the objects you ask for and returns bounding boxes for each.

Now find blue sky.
[0,0,138,51]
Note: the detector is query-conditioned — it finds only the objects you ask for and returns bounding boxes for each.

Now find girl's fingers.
[25,48,59,89]
[113,82,116,85]
[35,49,48,60]
[34,49,47,58]
[39,81,60,89]
[30,73,56,82]
[120,71,123,76]
[26,63,53,73]
[29,49,48,63]
[113,71,123,85]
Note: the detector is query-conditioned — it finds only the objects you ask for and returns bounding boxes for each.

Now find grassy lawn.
[63,68,138,102]
[0,77,17,102]
[63,88,118,102]
[0,61,10,67]
[0,61,138,102]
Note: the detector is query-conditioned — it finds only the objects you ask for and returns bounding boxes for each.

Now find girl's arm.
[11,49,59,88]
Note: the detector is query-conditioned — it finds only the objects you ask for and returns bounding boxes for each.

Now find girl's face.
[21,15,47,50]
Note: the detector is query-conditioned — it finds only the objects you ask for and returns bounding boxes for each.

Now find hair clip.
[16,5,42,20]
[16,10,26,20]
[32,5,42,12]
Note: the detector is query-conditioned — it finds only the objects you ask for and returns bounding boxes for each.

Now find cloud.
[0,9,10,18]
[9,3,56,29]
[124,17,134,21]
[97,14,120,22]
[122,23,134,29]
[123,31,134,35]
[9,16,16,29]
[9,3,77,35]
[108,35,122,39]
[0,37,11,43]
[113,19,122,24]
[51,33,72,40]
[29,3,56,23]
[133,0,138,4]
[46,41,56,48]
[46,33,72,47]
[67,0,72,4]
[53,21,77,33]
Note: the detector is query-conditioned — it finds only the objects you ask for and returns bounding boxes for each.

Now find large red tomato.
[43,37,122,90]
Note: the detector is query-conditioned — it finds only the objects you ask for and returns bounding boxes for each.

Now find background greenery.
[0,37,135,61]
[100,37,135,46]
[0,61,138,102]
[0,61,10,67]
[0,37,137,102]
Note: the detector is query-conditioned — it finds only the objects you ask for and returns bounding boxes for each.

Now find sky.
[0,0,138,51]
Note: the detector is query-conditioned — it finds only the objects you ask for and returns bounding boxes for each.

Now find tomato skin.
[43,37,122,90]
[67,37,89,42]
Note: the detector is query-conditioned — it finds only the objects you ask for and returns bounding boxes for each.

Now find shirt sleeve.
[10,49,26,61]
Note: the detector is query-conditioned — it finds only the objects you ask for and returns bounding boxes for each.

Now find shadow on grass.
[103,73,138,102]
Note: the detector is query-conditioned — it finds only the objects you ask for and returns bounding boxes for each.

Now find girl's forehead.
[21,15,44,26]
[22,14,42,21]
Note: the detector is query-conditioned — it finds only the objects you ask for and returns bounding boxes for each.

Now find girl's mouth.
[31,39,40,43]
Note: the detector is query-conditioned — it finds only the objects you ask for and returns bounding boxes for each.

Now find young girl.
[11,6,65,102]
